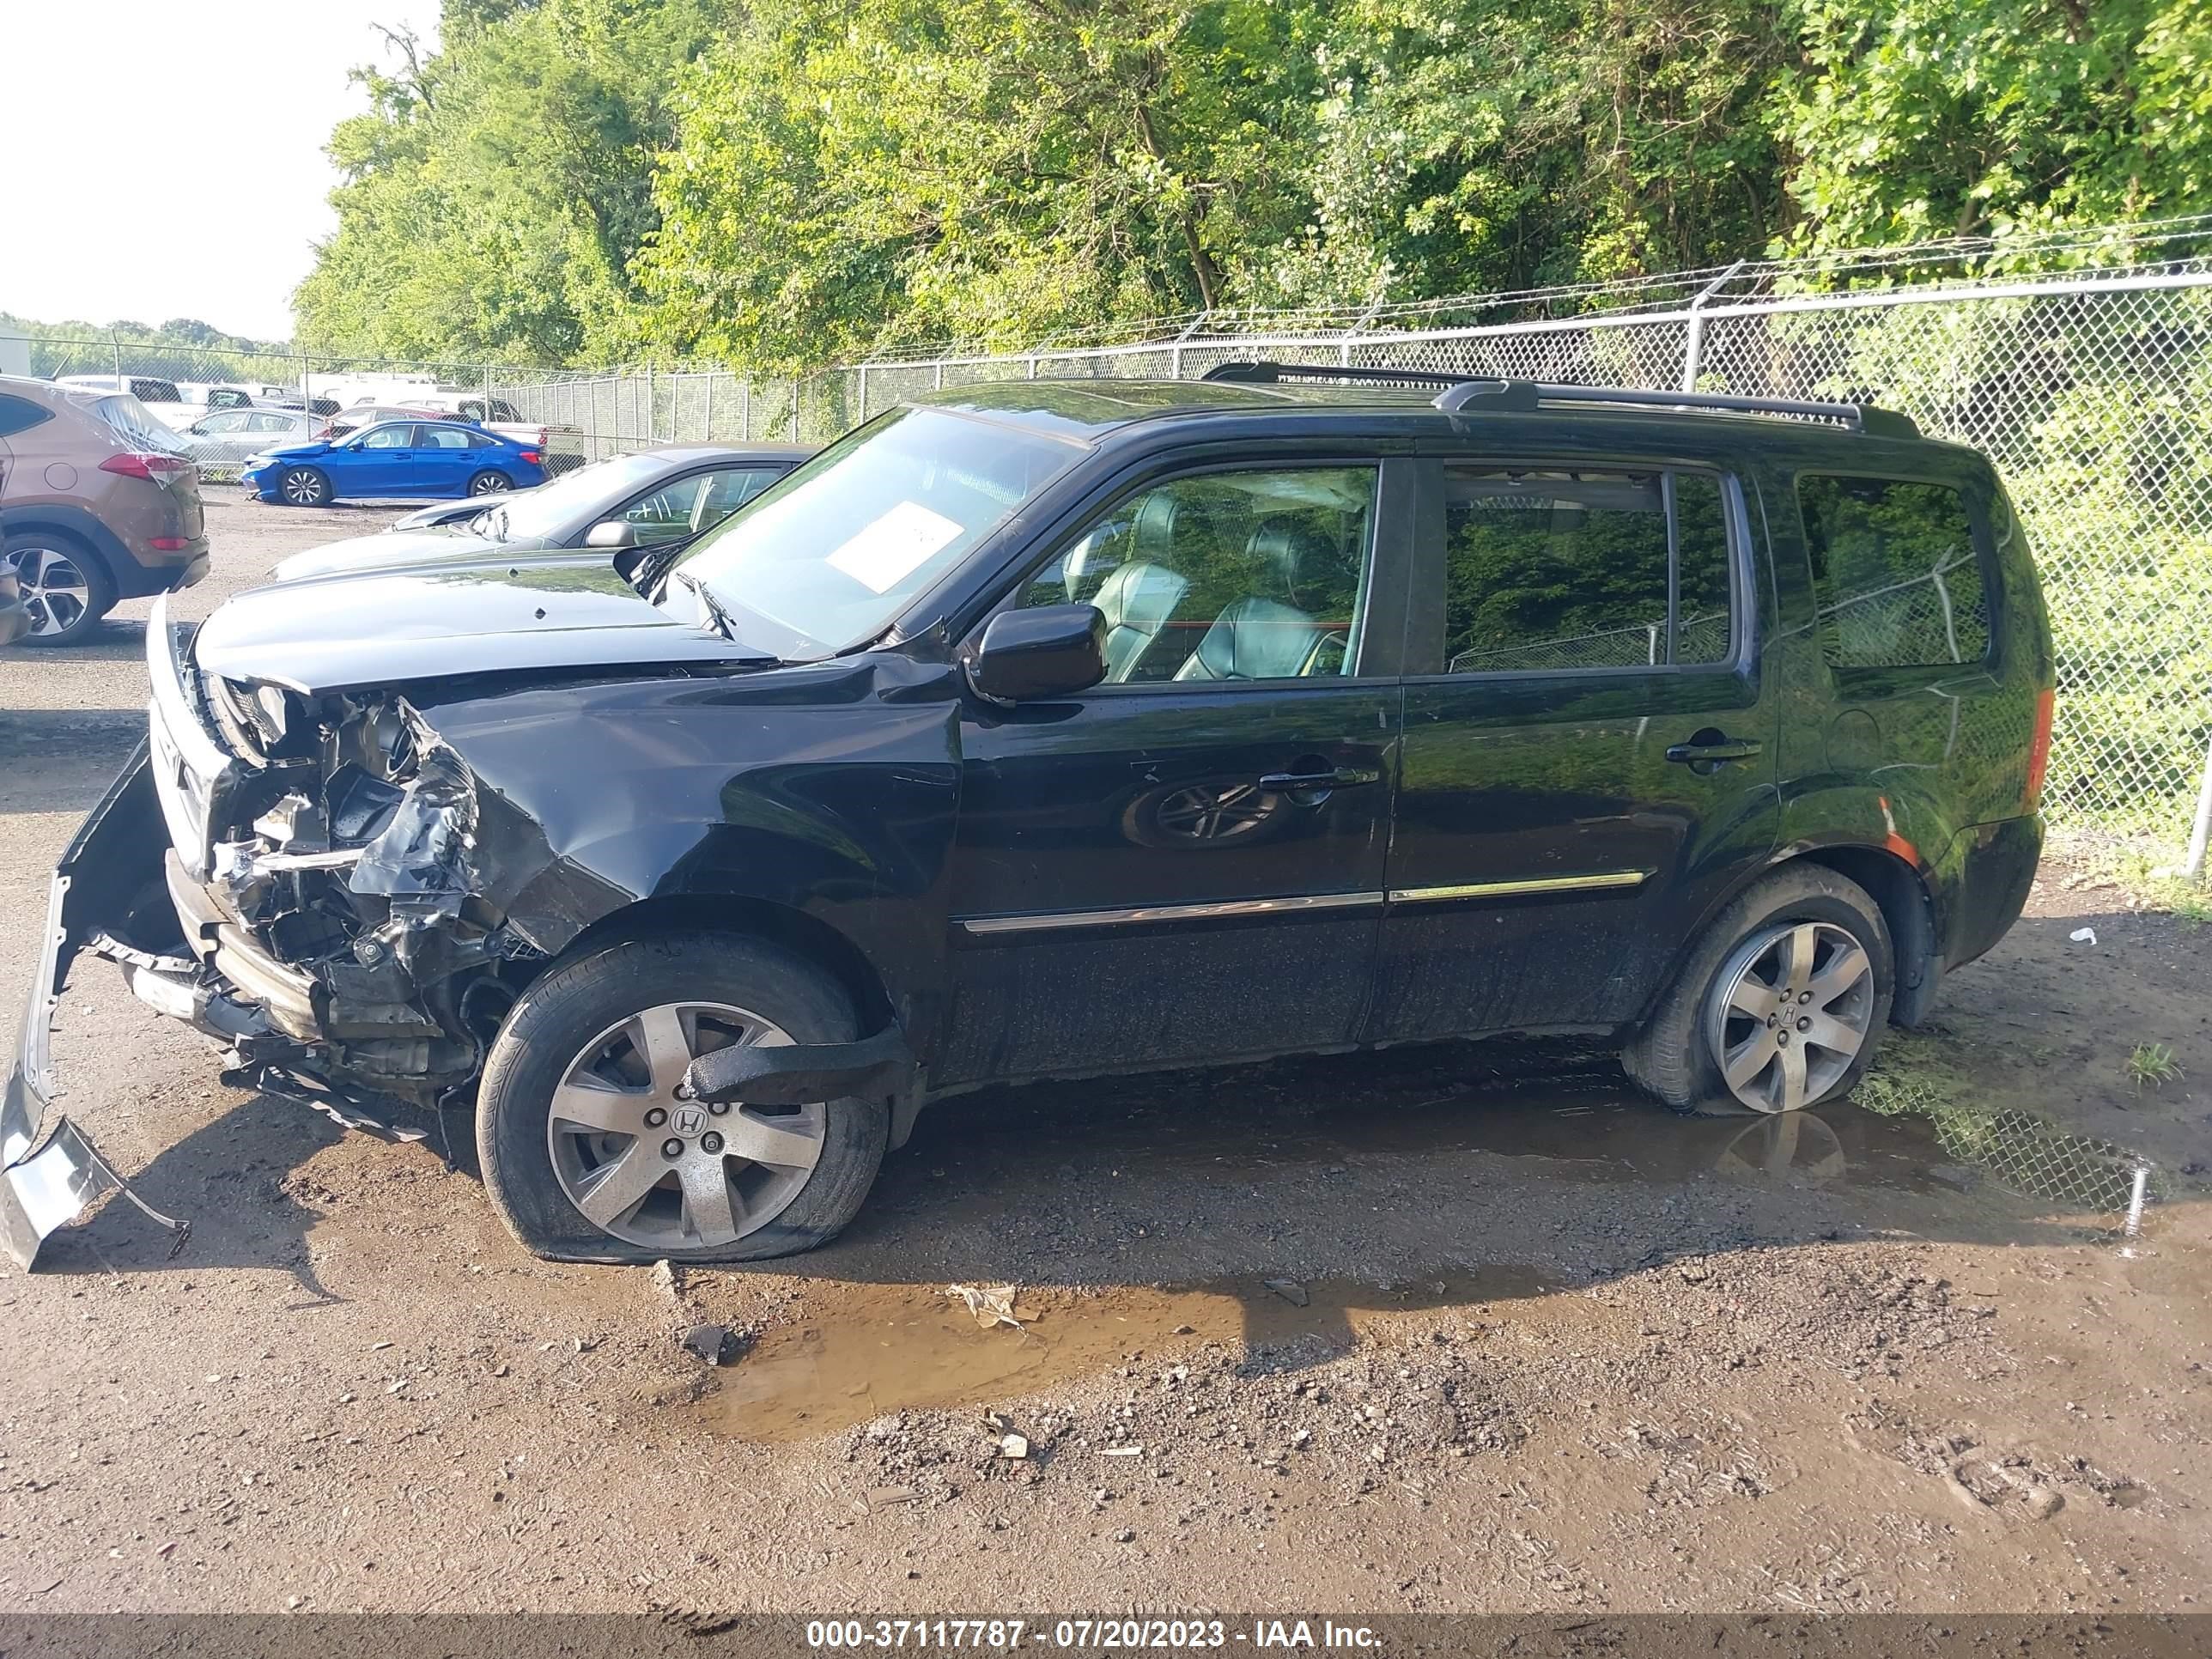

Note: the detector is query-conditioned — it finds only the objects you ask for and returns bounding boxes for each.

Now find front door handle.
[1666,732,1763,767]
[1257,765,1381,792]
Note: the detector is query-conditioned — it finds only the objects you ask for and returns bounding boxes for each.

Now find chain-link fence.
[492,258,2212,848]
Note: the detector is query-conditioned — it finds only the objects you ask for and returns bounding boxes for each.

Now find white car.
[178,406,319,480]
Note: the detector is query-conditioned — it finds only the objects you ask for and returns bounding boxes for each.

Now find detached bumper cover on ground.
[2,755,191,1267]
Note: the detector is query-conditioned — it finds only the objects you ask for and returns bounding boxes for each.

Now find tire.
[279,465,331,507]
[1623,864,1893,1117]
[466,470,513,495]
[477,932,889,1264]
[4,531,115,647]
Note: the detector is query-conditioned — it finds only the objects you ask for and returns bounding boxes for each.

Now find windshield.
[670,408,1080,658]
[477,453,666,541]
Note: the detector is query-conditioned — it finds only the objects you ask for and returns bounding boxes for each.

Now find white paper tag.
[825,501,963,593]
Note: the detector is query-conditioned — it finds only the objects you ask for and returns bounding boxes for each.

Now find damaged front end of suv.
[4,597,562,1263]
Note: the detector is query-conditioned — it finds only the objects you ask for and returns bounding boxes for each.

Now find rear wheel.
[1623,865,1893,1115]
[477,932,889,1263]
[3,532,113,647]
[279,465,331,507]
[466,469,513,495]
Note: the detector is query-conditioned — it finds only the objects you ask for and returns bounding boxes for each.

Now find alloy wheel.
[282,468,327,506]
[1705,921,1875,1113]
[545,1000,824,1249]
[5,546,91,639]
[1150,781,1275,842]
[469,471,513,495]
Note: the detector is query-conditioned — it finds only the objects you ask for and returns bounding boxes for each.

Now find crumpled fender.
[3,747,191,1267]
[411,658,965,1053]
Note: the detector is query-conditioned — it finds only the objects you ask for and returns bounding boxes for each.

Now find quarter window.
[0,395,52,438]
[1442,467,1735,673]
[1016,466,1378,684]
[1798,476,1988,668]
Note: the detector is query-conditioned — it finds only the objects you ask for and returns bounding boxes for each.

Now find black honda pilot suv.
[3,365,2053,1267]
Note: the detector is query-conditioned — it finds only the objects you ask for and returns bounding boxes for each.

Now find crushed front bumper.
[3,747,191,1267]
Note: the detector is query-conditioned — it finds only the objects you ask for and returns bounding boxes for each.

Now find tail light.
[100,452,191,483]
[2024,685,2055,810]
[519,450,543,465]
[148,537,190,550]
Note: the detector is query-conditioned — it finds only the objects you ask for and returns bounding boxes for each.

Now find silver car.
[179,408,317,481]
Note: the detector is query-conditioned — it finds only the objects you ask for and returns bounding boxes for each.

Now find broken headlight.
[207,675,300,762]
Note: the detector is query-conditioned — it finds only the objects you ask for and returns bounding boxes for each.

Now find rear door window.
[1440,466,1737,672]
[1797,476,1989,668]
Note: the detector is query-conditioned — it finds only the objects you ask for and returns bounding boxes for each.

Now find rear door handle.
[1257,766,1381,792]
[1665,735,1763,765]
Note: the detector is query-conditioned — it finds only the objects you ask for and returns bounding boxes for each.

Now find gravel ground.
[0,496,2205,1616]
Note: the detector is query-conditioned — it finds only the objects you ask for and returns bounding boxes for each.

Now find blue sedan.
[240,420,547,507]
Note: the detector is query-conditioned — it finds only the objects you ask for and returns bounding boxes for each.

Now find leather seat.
[1091,559,1191,681]
[1174,517,1349,682]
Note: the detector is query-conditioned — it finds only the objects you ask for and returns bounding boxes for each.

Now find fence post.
[111,331,123,380]
[1679,259,1747,392]
[790,379,800,441]
[2182,729,2212,881]
[1168,311,1210,381]
[856,363,868,422]
[298,350,311,411]
[703,373,715,441]
[741,378,751,441]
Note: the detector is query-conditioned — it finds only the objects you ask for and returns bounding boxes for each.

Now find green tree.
[1775,0,2212,260]
[295,0,724,362]
[637,0,1328,368]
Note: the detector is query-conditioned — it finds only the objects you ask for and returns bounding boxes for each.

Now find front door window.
[1015,466,1377,684]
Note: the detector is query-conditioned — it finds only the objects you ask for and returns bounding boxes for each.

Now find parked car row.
[4,366,2052,1277]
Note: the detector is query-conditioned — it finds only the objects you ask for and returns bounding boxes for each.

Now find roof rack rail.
[1203,361,1469,390]
[1200,360,1920,439]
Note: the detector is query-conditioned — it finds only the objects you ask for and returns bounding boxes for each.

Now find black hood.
[192,557,770,695]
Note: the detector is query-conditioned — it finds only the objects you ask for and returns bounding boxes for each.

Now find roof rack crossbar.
[1200,360,1918,437]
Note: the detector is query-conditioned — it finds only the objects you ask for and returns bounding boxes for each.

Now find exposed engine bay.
[154,673,546,1108]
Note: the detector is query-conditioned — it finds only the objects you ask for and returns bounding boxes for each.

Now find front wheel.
[476,933,889,1263]
[279,465,331,507]
[466,469,513,495]
[1624,865,1893,1115]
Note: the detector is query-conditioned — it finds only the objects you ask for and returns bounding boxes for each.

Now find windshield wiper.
[637,538,696,599]
[672,569,740,641]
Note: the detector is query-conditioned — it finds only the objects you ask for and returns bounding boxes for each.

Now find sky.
[0,0,446,343]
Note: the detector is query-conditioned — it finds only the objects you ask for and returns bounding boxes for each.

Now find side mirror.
[585,520,639,550]
[969,604,1107,703]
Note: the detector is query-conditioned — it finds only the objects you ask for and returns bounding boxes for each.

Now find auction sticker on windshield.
[826,501,964,592]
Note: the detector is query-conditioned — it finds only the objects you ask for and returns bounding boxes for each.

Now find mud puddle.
[704,1267,1551,1443]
